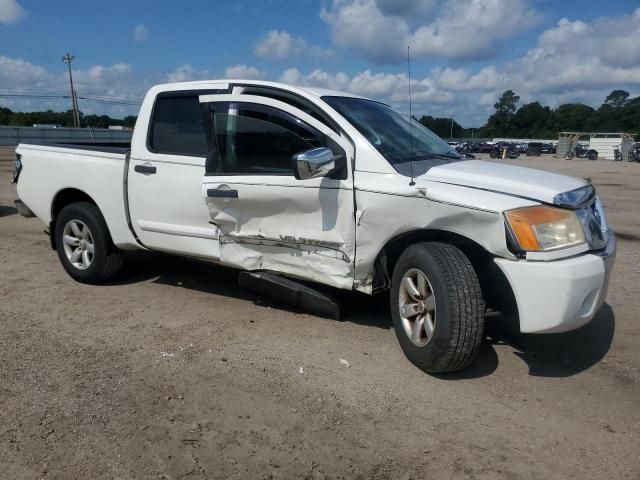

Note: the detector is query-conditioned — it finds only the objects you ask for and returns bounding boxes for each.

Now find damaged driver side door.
[200,94,355,289]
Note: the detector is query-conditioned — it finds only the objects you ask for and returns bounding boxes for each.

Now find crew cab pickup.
[12,80,616,372]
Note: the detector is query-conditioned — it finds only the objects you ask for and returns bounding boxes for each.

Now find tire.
[54,202,124,284]
[390,242,485,373]
[565,152,575,160]
[588,151,598,161]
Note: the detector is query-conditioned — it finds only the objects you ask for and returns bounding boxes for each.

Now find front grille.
[576,197,609,250]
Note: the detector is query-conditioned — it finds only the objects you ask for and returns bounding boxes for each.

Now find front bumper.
[495,234,616,333]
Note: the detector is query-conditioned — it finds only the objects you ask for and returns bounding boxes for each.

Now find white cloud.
[506,10,640,94]
[279,8,640,124]
[0,0,25,24]
[224,64,265,80]
[320,0,409,62]
[255,30,335,61]
[0,55,48,87]
[3,8,640,127]
[278,67,454,106]
[0,56,146,117]
[432,66,507,92]
[375,0,437,20]
[133,24,150,42]
[165,64,212,83]
[410,0,540,60]
[321,0,540,63]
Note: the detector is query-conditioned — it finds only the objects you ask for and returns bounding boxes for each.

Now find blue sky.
[1,0,640,126]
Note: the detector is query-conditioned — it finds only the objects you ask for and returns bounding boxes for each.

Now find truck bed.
[15,142,138,250]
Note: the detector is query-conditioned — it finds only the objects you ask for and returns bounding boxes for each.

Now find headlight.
[505,205,586,252]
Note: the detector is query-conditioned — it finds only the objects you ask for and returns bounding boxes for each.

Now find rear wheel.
[390,242,485,373]
[55,202,123,284]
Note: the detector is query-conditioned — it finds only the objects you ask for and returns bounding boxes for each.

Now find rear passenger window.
[149,96,208,156]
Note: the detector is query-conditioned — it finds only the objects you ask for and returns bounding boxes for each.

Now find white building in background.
[559,132,636,160]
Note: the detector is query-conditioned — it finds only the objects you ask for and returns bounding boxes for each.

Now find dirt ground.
[0,146,638,479]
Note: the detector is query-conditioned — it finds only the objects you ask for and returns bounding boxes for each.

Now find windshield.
[322,96,456,164]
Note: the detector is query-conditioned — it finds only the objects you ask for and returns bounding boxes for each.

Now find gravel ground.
[0,146,639,479]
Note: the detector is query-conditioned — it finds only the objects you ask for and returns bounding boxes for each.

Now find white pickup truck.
[12,79,615,372]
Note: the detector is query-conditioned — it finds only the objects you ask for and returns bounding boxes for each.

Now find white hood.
[424,160,588,204]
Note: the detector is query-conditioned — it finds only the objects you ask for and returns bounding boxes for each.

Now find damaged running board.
[238,271,342,320]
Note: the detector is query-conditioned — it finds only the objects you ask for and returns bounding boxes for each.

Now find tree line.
[2,89,639,139]
[0,107,137,129]
[419,90,640,140]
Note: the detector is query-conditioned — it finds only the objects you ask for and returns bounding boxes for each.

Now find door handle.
[207,189,238,198]
[134,165,157,174]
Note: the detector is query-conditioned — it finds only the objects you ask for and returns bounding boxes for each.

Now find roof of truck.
[150,79,369,101]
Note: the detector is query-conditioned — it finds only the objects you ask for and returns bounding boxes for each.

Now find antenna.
[407,46,415,186]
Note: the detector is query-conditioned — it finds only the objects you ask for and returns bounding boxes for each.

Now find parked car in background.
[540,143,556,154]
[515,143,528,154]
[490,144,519,159]
[12,79,616,373]
[471,142,494,153]
[526,142,542,156]
[454,143,476,158]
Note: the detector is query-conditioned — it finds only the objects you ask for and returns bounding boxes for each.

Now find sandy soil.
[0,146,638,479]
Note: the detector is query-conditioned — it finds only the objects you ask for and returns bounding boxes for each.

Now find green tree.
[417,115,464,139]
[586,104,620,132]
[123,115,137,128]
[620,96,640,133]
[494,90,520,116]
[546,104,596,133]
[512,102,552,138]
[481,90,521,136]
[0,107,13,125]
[604,90,630,109]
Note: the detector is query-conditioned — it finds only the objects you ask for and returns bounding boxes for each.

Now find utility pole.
[450,117,454,139]
[62,53,80,128]
[73,89,81,127]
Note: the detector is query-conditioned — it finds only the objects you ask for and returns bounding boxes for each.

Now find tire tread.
[428,243,484,372]
[392,242,485,373]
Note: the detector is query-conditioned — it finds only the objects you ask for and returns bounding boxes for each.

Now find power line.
[0,93,141,107]
[0,88,142,102]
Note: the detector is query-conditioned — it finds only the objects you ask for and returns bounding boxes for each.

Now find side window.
[149,95,208,156]
[207,103,324,175]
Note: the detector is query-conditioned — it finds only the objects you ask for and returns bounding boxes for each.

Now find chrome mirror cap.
[293,147,335,180]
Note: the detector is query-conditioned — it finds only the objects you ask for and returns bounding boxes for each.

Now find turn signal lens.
[505,206,586,252]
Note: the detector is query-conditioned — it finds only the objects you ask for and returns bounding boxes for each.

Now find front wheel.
[390,243,485,373]
[565,152,575,160]
[55,202,124,284]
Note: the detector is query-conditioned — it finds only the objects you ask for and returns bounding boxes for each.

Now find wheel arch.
[49,188,99,250]
[371,228,518,315]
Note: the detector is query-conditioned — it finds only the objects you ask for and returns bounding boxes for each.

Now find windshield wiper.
[393,150,461,163]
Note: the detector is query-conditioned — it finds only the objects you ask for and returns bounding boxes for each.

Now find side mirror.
[292,147,335,180]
